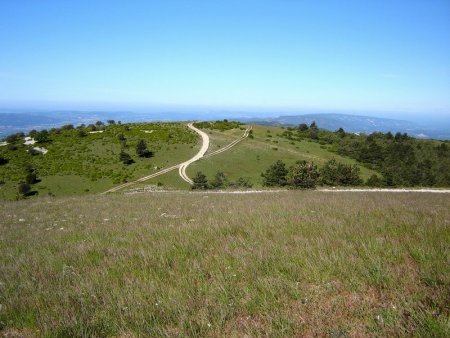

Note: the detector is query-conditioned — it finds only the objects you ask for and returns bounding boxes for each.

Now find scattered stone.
[24,137,36,145]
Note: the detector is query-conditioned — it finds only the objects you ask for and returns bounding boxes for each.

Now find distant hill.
[0,110,224,139]
[242,113,450,140]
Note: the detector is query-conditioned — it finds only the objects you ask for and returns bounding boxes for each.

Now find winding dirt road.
[178,123,210,184]
[102,123,250,194]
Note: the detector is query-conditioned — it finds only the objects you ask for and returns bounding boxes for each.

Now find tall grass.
[0,191,449,336]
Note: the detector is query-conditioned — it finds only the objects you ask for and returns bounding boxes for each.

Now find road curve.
[102,122,214,194]
[178,123,210,184]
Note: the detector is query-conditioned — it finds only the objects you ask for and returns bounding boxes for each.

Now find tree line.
[279,122,450,187]
[191,171,253,190]
[261,158,362,189]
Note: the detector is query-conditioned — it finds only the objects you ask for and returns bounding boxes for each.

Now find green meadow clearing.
[186,125,378,187]
[0,191,448,336]
[1,122,379,197]
[0,122,198,199]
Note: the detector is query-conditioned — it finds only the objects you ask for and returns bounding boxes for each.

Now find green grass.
[0,122,429,199]
[188,125,379,187]
[0,122,198,199]
[0,191,448,336]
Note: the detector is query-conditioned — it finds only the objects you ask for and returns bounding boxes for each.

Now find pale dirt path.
[126,188,450,195]
[178,123,210,184]
[102,124,250,194]
[319,188,450,193]
[203,126,251,159]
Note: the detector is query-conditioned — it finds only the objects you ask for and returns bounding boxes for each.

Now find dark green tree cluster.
[279,122,450,187]
[35,130,50,143]
[262,160,320,189]
[262,158,362,189]
[193,120,243,131]
[5,132,25,143]
[192,171,253,190]
[17,163,39,197]
[320,158,362,186]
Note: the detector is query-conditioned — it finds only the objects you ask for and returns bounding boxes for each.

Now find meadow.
[0,123,197,199]
[0,191,448,336]
[185,125,378,188]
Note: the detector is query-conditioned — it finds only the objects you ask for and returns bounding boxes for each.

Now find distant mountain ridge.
[242,113,450,140]
[1,110,449,140]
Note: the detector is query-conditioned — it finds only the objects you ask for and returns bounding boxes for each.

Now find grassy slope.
[0,122,415,198]
[187,125,379,187]
[0,191,448,336]
[0,123,198,199]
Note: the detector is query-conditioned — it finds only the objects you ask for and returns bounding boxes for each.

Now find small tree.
[339,164,362,185]
[77,129,87,137]
[18,182,31,196]
[192,172,208,190]
[287,161,319,189]
[320,159,340,186]
[61,124,74,130]
[320,159,362,186]
[25,172,37,184]
[232,177,253,188]
[261,160,288,187]
[95,121,104,127]
[35,130,49,143]
[298,123,309,132]
[366,174,383,187]
[119,151,134,165]
[309,128,319,140]
[23,163,35,174]
[210,171,228,189]
[136,140,153,158]
[107,120,116,125]
[0,156,8,165]
[336,127,346,138]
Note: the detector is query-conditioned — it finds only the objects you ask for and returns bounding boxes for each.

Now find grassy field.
[0,121,444,198]
[188,125,379,187]
[0,123,198,199]
[0,191,448,336]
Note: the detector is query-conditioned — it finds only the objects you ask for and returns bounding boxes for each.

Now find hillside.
[0,122,198,199]
[185,125,378,187]
[1,191,448,336]
[1,120,449,199]
[244,113,450,140]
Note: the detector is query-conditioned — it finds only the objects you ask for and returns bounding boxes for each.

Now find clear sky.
[0,0,449,115]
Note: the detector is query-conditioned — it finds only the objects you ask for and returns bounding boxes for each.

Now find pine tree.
[192,172,208,190]
[136,140,153,158]
[119,151,133,165]
[261,160,288,186]
[287,161,319,189]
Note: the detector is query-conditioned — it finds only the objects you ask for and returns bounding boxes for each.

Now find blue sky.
[0,0,449,116]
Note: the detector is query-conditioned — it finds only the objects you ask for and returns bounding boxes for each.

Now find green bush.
[287,161,319,189]
[262,160,288,187]
[192,172,208,190]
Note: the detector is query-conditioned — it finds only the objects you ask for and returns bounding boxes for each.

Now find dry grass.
[0,191,449,337]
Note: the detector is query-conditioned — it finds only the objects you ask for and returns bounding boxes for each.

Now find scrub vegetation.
[0,122,197,199]
[1,120,449,199]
